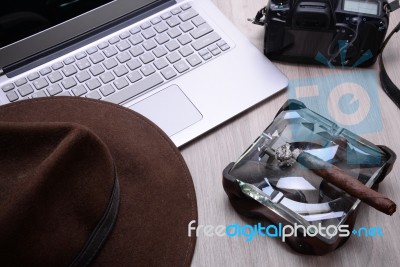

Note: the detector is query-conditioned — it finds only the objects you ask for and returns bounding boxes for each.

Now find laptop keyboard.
[1,3,231,104]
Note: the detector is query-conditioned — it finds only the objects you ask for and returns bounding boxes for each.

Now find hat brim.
[0,97,197,266]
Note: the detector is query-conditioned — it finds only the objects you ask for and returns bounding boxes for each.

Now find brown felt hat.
[0,97,197,266]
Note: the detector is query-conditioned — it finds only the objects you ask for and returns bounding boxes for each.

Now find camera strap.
[379,20,400,109]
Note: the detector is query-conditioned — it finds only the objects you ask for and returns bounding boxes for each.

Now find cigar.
[292,149,396,216]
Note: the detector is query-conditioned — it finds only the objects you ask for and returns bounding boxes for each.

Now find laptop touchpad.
[130,85,203,136]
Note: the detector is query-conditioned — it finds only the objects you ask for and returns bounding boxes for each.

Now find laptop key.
[220,44,230,51]
[86,91,102,100]
[155,33,170,45]
[103,46,118,57]
[173,60,190,73]
[98,42,109,50]
[127,59,142,71]
[100,72,115,84]
[40,67,52,76]
[129,35,144,45]
[100,84,116,96]
[33,78,49,90]
[76,71,91,83]
[117,52,132,63]
[104,73,163,104]
[166,17,180,28]
[151,17,162,25]
[177,34,192,45]
[200,52,212,60]
[187,54,202,67]
[76,59,91,70]
[86,46,98,55]
[208,44,218,52]
[130,46,145,57]
[63,57,75,65]
[27,72,40,81]
[142,40,157,51]
[161,12,172,20]
[103,58,118,70]
[140,65,156,76]
[2,83,14,92]
[129,27,141,35]
[180,3,192,10]
[154,22,168,33]
[216,40,227,47]
[153,46,168,58]
[120,32,130,39]
[108,36,120,44]
[192,16,206,27]
[15,78,27,87]
[90,52,105,64]
[72,85,88,96]
[18,84,34,97]
[142,28,156,39]
[31,90,47,98]
[51,62,64,70]
[191,32,221,51]
[211,48,221,56]
[167,52,181,63]
[62,77,77,89]
[114,77,129,90]
[127,71,142,83]
[167,27,182,39]
[178,9,198,22]
[6,91,19,102]
[154,58,169,70]
[190,23,213,39]
[86,78,102,90]
[165,40,180,51]
[161,67,177,80]
[140,21,152,30]
[48,71,63,83]
[171,8,182,15]
[47,84,63,96]
[179,22,194,33]
[179,46,194,57]
[75,51,87,60]
[140,53,155,64]
[116,40,131,51]
[90,65,105,76]
[113,65,129,77]
[62,65,78,77]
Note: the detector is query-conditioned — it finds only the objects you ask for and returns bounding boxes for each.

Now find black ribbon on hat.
[69,165,121,267]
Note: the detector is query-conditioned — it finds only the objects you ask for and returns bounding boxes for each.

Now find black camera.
[253,0,391,67]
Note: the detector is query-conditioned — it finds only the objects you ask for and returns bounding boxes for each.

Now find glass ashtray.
[222,100,396,255]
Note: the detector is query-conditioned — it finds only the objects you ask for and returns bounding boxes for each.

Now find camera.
[254,0,390,67]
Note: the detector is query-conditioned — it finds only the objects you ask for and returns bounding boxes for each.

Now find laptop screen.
[0,0,166,71]
[0,0,117,48]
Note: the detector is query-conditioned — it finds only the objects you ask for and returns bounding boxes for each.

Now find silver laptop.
[0,0,287,147]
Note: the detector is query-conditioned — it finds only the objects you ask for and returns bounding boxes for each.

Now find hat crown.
[0,122,115,266]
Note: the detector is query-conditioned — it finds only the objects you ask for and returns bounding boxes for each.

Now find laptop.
[0,0,288,147]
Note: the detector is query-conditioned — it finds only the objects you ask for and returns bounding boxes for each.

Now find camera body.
[264,0,389,67]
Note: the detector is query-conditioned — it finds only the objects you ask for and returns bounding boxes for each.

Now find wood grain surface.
[181,1,400,266]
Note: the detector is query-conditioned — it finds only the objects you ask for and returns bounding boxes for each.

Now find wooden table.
[182,1,400,266]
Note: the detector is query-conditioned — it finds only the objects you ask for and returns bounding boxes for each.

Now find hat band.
[69,166,121,267]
